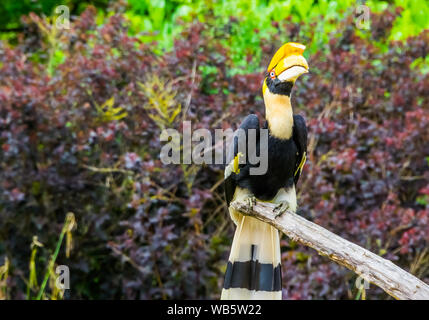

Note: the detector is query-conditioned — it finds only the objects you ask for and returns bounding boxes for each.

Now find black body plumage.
[224,113,307,205]
[234,125,297,201]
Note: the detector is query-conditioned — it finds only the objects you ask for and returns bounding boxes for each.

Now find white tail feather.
[221,187,297,300]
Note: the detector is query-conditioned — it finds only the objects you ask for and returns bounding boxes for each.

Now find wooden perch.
[230,200,429,300]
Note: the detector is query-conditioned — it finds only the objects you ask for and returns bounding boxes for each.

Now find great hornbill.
[221,42,309,300]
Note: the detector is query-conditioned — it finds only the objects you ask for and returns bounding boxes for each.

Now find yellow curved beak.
[267,42,309,82]
[274,55,309,82]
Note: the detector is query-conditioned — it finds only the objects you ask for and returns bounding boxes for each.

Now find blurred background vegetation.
[1,0,429,71]
[0,0,428,299]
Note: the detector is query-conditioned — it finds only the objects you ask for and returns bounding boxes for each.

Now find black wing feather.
[224,114,260,206]
[292,115,308,186]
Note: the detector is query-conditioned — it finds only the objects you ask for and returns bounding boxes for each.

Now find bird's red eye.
[270,71,275,79]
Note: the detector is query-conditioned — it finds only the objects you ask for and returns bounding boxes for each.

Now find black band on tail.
[223,260,282,292]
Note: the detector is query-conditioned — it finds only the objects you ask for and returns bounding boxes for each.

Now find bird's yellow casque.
[263,42,309,96]
[222,42,309,300]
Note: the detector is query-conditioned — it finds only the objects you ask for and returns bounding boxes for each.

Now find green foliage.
[29,13,67,75]
[388,0,429,40]
[36,213,75,300]
[95,97,128,123]
[0,0,60,29]
[27,236,42,299]
[121,0,429,74]
[138,76,182,130]
[0,0,109,30]
[124,0,193,50]
[0,257,9,300]
[2,0,428,73]
[417,195,428,206]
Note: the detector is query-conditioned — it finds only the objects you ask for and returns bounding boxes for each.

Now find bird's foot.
[244,196,257,212]
[273,201,290,218]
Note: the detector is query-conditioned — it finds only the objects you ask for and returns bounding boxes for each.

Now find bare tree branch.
[230,200,429,300]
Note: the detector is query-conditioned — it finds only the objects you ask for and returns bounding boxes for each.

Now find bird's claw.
[273,201,290,218]
[245,196,257,212]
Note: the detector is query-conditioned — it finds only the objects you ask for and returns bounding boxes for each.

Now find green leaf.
[101,97,115,110]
